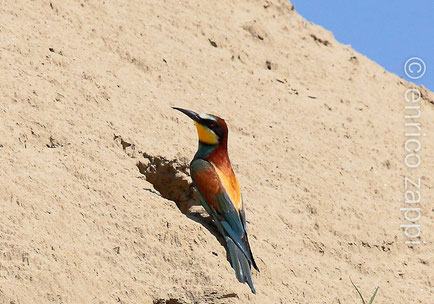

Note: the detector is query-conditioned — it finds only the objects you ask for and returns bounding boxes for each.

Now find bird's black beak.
[172,107,201,123]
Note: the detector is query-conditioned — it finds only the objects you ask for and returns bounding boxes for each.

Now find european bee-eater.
[173,107,259,294]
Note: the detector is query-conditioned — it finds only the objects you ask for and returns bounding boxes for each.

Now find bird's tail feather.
[226,236,256,294]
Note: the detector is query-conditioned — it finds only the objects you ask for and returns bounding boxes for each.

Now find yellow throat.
[194,122,218,145]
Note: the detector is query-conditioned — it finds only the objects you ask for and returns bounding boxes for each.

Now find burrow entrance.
[114,134,199,214]
[136,152,198,214]
[114,134,231,264]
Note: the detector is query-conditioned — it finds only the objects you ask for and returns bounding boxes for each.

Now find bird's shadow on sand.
[186,211,227,248]
[180,203,232,266]
[134,153,232,265]
[172,198,232,265]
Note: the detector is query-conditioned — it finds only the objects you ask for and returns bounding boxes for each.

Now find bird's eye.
[208,121,216,128]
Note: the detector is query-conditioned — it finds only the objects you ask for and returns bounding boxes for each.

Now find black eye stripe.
[203,119,217,128]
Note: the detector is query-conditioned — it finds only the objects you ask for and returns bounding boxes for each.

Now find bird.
[173,107,259,294]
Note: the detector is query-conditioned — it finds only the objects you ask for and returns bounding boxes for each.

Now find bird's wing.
[190,159,258,269]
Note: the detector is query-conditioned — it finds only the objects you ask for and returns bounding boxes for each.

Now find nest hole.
[136,153,198,214]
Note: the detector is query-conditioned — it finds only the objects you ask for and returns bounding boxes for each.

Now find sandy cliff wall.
[0,1,433,303]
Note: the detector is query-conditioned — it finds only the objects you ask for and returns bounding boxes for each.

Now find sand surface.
[1,1,433,303]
